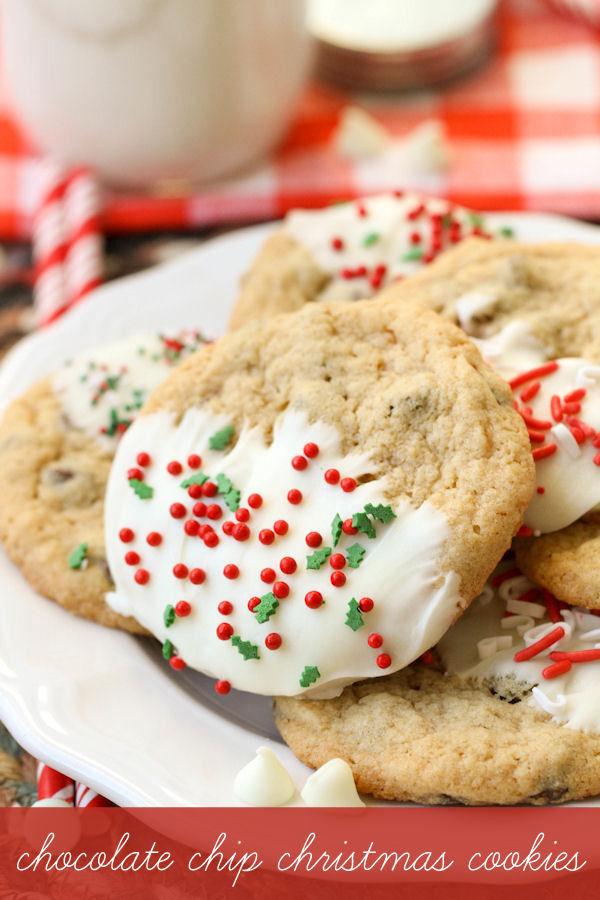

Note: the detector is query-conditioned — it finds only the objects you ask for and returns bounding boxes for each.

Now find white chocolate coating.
[233,747,295,807]
[301,758,365,807]
[472,320,547,382]
[105,409,461,698]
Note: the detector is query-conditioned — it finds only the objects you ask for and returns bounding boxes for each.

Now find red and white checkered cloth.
[2,0,600,244]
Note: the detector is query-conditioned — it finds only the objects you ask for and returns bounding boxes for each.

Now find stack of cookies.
[3,193,600,805]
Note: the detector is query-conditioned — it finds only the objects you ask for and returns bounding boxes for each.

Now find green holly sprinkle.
[331,513,343,548]
[346,543,366,569]
[499,225,515,238]
[352,512,376,539]
[162,639,174,660]
[163,605,176,628]
[231,635,260,661]
[299,666,321,688]
[68,542,88,570]
[181,473,208,489]
[363,231,380,247]
[307,547,332,570]
[223,487,241,513]
[216,473,233,494]
[254,592,279,624]
[209,425,234,451]
[129,478,154,499]
[345,598,364,632]
[363,503,396,524]
[402,247,423,262]
[468,212,484,226]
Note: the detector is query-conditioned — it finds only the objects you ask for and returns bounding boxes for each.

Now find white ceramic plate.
[1,212,600,807]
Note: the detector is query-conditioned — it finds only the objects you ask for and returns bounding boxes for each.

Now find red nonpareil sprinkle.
[201,481,217,498]
[170,502,186,519]
[193,502,207,517]
[422,251,435,264]
[513,626,565,662]
[273,581,289,599]
[593,433,600,448]
[359,597,374,612]
[355,265,367,277]
[562,401,581,415]
[421,650,434,665]
[137,452,150,467]
[232,523,250,541]
[377,653,392,669]
[265,633,282,650]
[222,521,234,535]
[188,483,203,499]
[341,268,356,280]
[189,568,205,585]
[261,568,276,584]
[248,493,263,509]
[542,660,571,679]
[175,601,192,617]
[198,524,212,538]
[134,569,149,584]
[550,395,563,422]
[215,680,231,695]
[528,429,545,444]
[248,596,261,612]
[520,382,540,403]
[223,564,239,580]
[331,571,346,587]
[324,468,340,485]
[410,230,421,244]
[235,508,250,522]
[217,623,233,640]
[274,520,288,536]
[532,444,557,461]
[407,203,424,220]
[117,423,128,434]
[292,455,308,471]
[449,225,461,243]
[331,236,344,251]
[342,518,358,535]
[166,460,182,476]
[287,489,302,504]
[184,519,199,537]
[368,633,383,648]
[509,361,559,390]
[357,203,368,217]
[218,601,233,615]
[173,563,188,579]
[187,454,202,469]
[306,531,322,548]
[594,450,600,467]
[537,486,545,494]
[206,504,222,520]
[516,525,532,537]
[304,442,319,458]
[280,556,297,575]
[170,656,186,671]
[127,467,144,481]
[259,528,275,545]
[125,551,140,566]
[204,531,219,547]
[330,552,346,570]
[551,648,600,662]
[565,388,587,403]
[305,590,323,609]
[119,528,134,543]
[520,411,552,430]
[340,477,357,492]
[491,567,521,587]
[147,531,162,546]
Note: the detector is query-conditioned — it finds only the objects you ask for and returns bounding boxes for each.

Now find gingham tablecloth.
[1,0,600,242]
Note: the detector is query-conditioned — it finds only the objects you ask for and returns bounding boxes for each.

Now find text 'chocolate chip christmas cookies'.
[104,298,534,696]
[0,330,207,630]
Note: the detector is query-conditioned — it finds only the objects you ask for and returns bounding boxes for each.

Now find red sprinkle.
[184,519,199,537]
[206,504,222,520]
[222,521,235,535]
[593,433,600,448]
[259,529,275,545]
[189,568,205,585]
[565,388,586,403]
[217,623,233,640]
[324,468,340,485]
[232,523,250,541]
[265,633,282,650]
[147,531,162,546]
[562,401,581,415]
[187,454,202,469]
[537,486,545,494]
[514,626,565,662]
[303,442,319,458]
[340,477,357,493]
[377,653,392,669]
[569,425,586,444]
[292,455,308,471]
[248,493,263,509]
[331,236,344,251]
[359,597,374,612]
[410,230,421,244]
[491,567,521,587]
[274,520,289,536]
[532,444,557,461]
[528,429,546,444]
[542,660,572,679]
[166,460,182,476]
[516,525,532,537]
[421,650,434,665]
[248,597,261,612]
[119,528,134,543]
[173,563,188,579]
[136,452,150,467]
[175,601,192,617]
[280,556,297,575]
[127,467,143,481]
[520,411,553,430]
[201,481,217,498]
[305,591,323,609]
[125,551,140,566]
[223,564,239,580]
[134,569,149,585]
[215,680,231,695]
[193,502,207,517]
[550,395,563,422]
[509,360,559,390]
[594,450,600,467]
[551,649,600,663]
[306,531,322,548]
[273,581,289,599]
[518,588,540,605]
[188,483,203,499]
[261,568,276,584]
[330,552,346,570]
[368,633,383,648]
[287,489,302,504]
[218,601,233,615]
[331,571,346,587]
[204,531,219,548]
[235,508,250,522]
[170,656,186,671]
[170,502,186,519]
[519,382,540,403]
[342,518,358,535]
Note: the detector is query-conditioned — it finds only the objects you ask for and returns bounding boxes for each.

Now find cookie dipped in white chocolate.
[105,409,461,698]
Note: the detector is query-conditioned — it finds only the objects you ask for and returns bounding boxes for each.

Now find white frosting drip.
[285,193,487,301]
[233,747,295,807]
[472,320,547,381]
[53,331,206,452]
[438,568,600,733]
[105,409,461,697]
[455,290,498,335]
[300,759,365,807]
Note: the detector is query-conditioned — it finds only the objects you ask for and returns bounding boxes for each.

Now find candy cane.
[75,783,114,808]
[36,762,75,805]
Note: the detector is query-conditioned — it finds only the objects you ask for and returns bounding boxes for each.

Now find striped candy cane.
[36,762,75,805]
[75,782,114,808]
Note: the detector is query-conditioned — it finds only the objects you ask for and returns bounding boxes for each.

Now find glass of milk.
[1,0,311,187]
